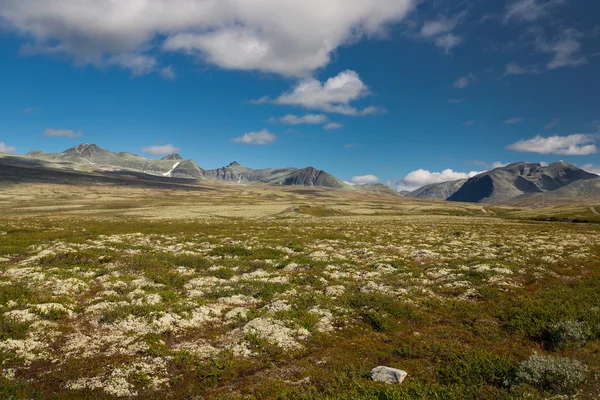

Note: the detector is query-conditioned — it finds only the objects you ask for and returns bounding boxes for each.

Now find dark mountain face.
[447,162,597,203]
[447,175,494,203]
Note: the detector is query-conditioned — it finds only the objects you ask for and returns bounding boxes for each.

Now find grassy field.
[1,182,599,399]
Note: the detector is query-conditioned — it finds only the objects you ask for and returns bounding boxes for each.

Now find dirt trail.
[591,207,599,215]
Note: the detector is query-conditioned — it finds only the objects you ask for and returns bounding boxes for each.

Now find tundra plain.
[1,182,599,399]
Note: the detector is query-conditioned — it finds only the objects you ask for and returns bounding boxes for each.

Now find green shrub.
[362,311,396,332]
[515,352,587,394]
[0,315,30,341]
[436,351,516,388]
[497,275,600,342]
[545,320,591,349]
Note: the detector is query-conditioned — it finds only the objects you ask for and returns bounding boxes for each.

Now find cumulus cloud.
[256,70,382,116]
[0,0,415,77]
[392,168,481,192]
[0,142,16,153]
[582,164,600,175]
[269,114,328,125]
[231,129,276,145]
[506,134,598,155]
[141,144,181,155]
[505,0,569,23]
[43,128,83,138]
[504,117,523,124]
[324,122,343,130]
[349,175,380,185]
[453,73,474,89]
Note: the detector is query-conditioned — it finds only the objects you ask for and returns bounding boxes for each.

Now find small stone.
[370,366,407,384]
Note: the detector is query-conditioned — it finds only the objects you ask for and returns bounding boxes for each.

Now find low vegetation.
[0,183,599,399]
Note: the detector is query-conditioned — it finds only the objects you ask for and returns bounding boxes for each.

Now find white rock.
[370,366,407,384]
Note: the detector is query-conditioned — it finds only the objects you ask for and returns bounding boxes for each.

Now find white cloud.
[435,34,463,54]
[537,28,587,70]
[257,70,382,116]
[463,120,474,126]
[453,73,474,89]
[504,117,523,124]
[0,142,16,154]
[490,161,508,169]
[160,66,176,80]
[269,114,328,125]
[349,175,380,185]
[324,122,343,130]
[231,129,276,145]
[506,134,598,155]
[43,128,83,138]
[447,98,465,104]
[421,18,458,38]
[544,119,559,130]
[392,168,481,191]
[0,1,416,77]
[471,160,508,169]
[419,15,464,54]
[107,53,157,75]
[581,164,600,175]
[141,144,181,156]
[505,0,568,23]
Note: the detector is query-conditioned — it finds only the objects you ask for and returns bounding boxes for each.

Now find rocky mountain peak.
[161,153,183,161]
[63,144,104,157]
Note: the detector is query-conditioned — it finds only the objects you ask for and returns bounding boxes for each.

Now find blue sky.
[0,0,599,190]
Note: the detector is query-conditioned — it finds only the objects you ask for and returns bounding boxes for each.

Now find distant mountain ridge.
[407,179,467,201]
[24,144,347,189]
[406,162,598,204]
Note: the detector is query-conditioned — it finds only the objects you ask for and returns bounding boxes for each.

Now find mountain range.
[405,162,599,204]
[1,144,598,204]
[13,144,351,189]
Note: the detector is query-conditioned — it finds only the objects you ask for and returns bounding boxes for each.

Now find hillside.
[406,162,597,204]
[406,179,467,200]
[507,177,600,206]
[448,162,596,203]
[27,144,204,179]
